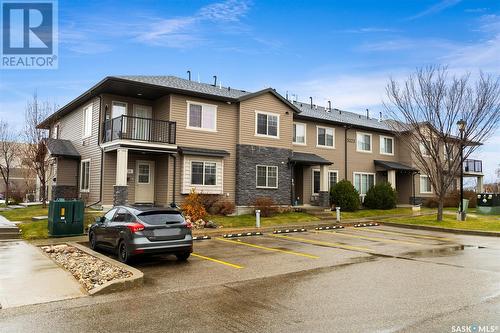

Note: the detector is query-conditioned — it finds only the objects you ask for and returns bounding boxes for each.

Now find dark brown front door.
[293,166,304,205]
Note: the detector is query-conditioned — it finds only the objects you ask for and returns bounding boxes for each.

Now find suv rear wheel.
[89,231,97,250]
[118,240,130,263]
[175,252,190,261]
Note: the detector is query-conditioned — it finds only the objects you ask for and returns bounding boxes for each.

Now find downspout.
[170,154,177,207]
[87,94,104,208]
[344,126,350,180]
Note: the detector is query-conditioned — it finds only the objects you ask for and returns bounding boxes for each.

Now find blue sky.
[1,0,499,182]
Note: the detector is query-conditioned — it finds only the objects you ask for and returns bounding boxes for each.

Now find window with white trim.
[313,170,338,194]
[256,112,279,137]
[293,123,306,144]
[80,159,90,192]
[420,175,432,193]
[380,136,394,155]
[356,132,372,152]
[420,141,431,157]
[191,161,217,186]
[317,126,334,148]
[313,170,320,194]
[256,165,278,188]
[137,163,151,184]
[187,102,217,131]
[111,101,127,119]
[52,124,59,139]
[443,143,454,160]
[329,171,338,190]
[82,104,92,138]
[353,172,375,196]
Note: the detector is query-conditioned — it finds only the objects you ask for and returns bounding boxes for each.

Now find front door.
[135,160,155,203]
[132,105,152,141]
[293,166,304,205]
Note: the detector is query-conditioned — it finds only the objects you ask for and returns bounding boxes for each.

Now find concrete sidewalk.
[0,241,86,309]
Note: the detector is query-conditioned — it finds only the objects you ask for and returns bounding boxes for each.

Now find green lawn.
[339,207,435,220]
[0,205,103,240]
[385,213,500,232]
[208,212,318,228]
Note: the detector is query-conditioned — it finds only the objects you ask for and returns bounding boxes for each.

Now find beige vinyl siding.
[168,94,236,204]
[55,96,102,203]
[238,92,294,149]
[102,151,116,205]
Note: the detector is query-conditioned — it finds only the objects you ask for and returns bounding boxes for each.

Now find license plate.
[153,228,181,237]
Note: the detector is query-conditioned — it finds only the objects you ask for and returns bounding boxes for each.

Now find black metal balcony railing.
[102,115,176,144]
[464,159,482,173]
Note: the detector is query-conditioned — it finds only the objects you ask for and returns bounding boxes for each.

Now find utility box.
[48,199,85,237]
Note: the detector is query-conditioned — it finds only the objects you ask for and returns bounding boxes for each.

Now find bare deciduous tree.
[0,120,18,205]
[23,92,56,207]
[385,66,500,221]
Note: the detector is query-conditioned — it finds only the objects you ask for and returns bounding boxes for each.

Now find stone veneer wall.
[235,144,293,206]
[51,185,78,200]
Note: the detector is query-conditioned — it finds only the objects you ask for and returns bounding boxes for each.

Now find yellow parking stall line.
[191,253,244,269]
[313,230,425,246]
[270,234,373,253]
[351,228,454,241]
[216,238,319,259]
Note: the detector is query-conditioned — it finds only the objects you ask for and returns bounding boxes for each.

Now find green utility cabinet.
[48,200,85,237]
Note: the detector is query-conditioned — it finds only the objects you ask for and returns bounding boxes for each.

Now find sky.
[0,0,499,182]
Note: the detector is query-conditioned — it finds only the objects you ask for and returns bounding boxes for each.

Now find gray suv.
[89,206,193,263]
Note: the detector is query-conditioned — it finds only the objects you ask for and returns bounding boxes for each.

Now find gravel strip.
[41,244,132,291]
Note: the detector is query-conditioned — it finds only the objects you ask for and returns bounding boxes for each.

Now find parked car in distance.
[88,206,193,263]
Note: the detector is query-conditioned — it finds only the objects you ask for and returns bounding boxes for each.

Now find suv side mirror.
[95,216,105,224]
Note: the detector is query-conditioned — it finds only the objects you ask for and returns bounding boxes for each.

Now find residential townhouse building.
[37,75,484,213]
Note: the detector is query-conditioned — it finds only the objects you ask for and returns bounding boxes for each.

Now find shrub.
[254,196,278,217]
[424,190,477,209]
[181,189,207,221]
[199,194,222,214]
[330,180,360,212]
[213,199,236,216]
[363,182,397,209]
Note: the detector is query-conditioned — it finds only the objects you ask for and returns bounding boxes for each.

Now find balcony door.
[132,105,152,141]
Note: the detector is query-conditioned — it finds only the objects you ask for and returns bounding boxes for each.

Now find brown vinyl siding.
[56,158,78,186]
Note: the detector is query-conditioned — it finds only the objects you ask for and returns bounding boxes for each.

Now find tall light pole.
[457,119,466,221]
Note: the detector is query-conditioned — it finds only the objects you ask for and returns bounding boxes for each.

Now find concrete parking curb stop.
[223,232,263,238]
[273,228,307,234]
[68,242,144,295]
[380,222,500,237]
[354,222,379,227]
[192,235,211,241]
[315,226,344,230]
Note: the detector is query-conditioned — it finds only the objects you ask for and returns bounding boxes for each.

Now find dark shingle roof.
[374,160,418,172]
[290,152,332,165]
[46,138,80,159]
[113,75,251,100]
[293,101,392,132]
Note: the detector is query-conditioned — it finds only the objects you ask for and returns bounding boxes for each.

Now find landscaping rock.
[40,244,132,291]
[32,216,48,221]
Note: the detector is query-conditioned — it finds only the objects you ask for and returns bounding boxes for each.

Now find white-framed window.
[316,126,334,148]
[187,101,217,131]
[190,161,217,186]
[380,135,394,155]
[293,122,306,145]
[82,104,93,138]
[256,165,278,189]
[255,111,279,138]
[356,132,372,153]
[312,169,338,194]
[52,123,60,139]
[443,143,454,160]
[420,141,431,157]
[353,172,375,196]
[420,175,433,194]
[111,101,127,119]
[80,159,90,192]
[137,163,151,184]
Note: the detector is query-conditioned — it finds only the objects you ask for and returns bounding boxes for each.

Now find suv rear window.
[138,211,185,225]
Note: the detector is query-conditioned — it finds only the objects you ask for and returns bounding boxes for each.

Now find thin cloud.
[406,0,462,21]
[337,27,401,34]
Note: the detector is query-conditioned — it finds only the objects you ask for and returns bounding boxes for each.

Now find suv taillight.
[127,222,145,233]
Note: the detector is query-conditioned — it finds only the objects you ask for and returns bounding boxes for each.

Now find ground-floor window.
[353,172,375,196]
[256,165,278,189]
[329,171,338,190]
[182,157,223,194]
[420,175,432,193]
[80,159,90,192]
[191,161,217,186]
[313,169,338,194]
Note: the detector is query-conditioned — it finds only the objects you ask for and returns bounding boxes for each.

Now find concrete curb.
[68,242,144,295]
[380,222,500,237]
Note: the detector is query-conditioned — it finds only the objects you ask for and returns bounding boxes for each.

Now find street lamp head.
[457,119,466,132]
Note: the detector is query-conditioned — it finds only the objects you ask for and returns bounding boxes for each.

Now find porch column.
[477,175,484,193]
[387,170,396,189]
[318,164,330,207]
[114,148,128,206]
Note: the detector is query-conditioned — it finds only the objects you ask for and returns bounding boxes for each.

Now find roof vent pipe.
[379,112,382,122]
[328,100,331,112]
[286,91,289,100]
[187,70,191,81]
[366,108,370,119]
[213,75,217,87]
[309,97,313,109]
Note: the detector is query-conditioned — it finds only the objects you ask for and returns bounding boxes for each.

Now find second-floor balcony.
[102,115,176,144]
[464,159,482,173]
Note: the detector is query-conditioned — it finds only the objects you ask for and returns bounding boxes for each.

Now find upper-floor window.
[380,136,394,155]
[255,111,279,138]
[443,143,454,160]
[82,104,93,138]
[191,161,217,186]
[356,132,372,153]
[420,175,432,193]
[111,101,127,119]
[353,172,375,196]
[293,123,306,144]
[256,165,278,188]
[187,101,217,131]
[52,123,60,139]
[317,126,334,148]
[420,140,431,157]
[80,159,90,192]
